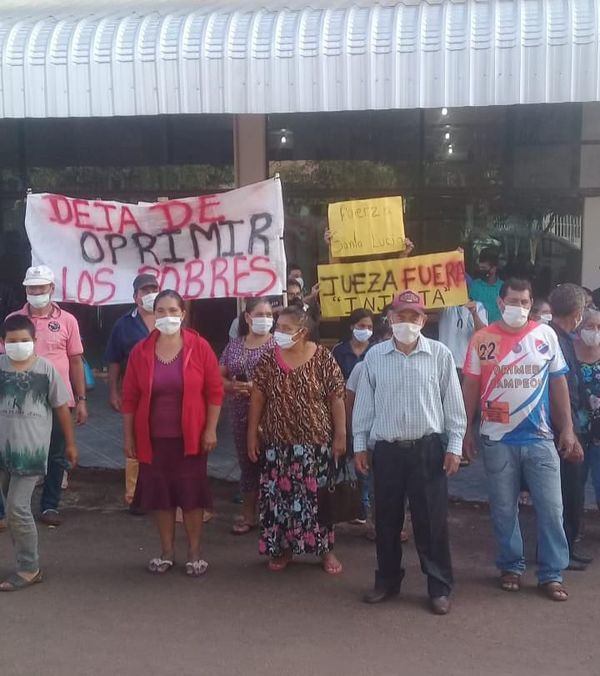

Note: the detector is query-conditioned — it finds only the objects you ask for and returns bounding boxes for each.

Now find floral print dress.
[579,358,600,442]
[252,345,345,558]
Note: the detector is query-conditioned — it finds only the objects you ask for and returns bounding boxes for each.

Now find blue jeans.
[40,412,69,513]
[481,438,569,584]
[0,493,5,520]
[583,442,600,505]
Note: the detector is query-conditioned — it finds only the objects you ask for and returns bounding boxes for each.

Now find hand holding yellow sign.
[328,196,405,258]
[318,250,468,317]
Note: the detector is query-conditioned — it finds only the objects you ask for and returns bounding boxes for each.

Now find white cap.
[23,265,55,286]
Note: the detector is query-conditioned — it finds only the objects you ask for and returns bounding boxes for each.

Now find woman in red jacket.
[122,290,224,577]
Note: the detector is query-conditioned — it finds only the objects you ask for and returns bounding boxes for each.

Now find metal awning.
[1,0,600,117]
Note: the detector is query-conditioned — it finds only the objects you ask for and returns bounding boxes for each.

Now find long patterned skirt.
[258,443,334,558]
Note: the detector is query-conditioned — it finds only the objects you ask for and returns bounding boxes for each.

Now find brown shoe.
[0,518,7,533]
[40,510,62,527]
[430,596,451,615]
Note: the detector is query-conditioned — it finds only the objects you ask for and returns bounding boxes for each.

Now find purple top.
[150,352,183,438]
[219,336,275,394]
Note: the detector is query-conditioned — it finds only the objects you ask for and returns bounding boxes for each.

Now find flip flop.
[538,581,568,602]
[268,551,293,572]
[500,572,521,592]
[231,518,257,535]
[0,571,43,591]
[185,560,209,577]
[322,554,343,575]
[147,557,175,574]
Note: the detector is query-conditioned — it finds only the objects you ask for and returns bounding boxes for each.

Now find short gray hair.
[549,283,586,318]
[582,306,600,325]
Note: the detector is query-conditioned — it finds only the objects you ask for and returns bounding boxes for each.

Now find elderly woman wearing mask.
[575,307,600,510]
[122,290,223,577]
[247,306,346,574]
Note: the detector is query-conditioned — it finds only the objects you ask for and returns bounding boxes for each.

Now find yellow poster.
[318,250,468,317]
[328,196,405,258]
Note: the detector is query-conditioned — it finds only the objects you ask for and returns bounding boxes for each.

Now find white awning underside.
[1,0,600,117]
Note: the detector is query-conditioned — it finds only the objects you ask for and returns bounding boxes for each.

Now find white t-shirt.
[438,303,488,369]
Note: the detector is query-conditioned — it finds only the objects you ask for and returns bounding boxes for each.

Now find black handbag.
[317,459,362,525]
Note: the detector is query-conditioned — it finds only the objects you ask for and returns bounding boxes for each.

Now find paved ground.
[1,474,599,676]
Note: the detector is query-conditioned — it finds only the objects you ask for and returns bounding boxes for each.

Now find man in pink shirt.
[9,265,88,526]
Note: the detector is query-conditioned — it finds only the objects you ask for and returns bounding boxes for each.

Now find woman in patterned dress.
[220,297,275,534]
[575,307,600,508]
[247,306,347,574]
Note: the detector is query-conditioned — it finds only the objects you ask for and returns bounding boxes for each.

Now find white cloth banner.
[25,178,286,305]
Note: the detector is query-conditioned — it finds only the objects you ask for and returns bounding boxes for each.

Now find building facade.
[1,0,599,356]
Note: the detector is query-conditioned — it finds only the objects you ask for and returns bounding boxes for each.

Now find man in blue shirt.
[469,248,504,323]
[105,273,158,509]
[105,273,158,412]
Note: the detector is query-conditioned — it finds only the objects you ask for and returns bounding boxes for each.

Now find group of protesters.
[0,250,599,617]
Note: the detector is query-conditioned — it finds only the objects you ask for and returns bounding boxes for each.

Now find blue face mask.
[352,328,372,343]
[274,330,299,350]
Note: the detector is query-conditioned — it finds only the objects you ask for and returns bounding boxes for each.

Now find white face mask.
[250,316,273,336]
[155,316,182,335]
[539,313,553,324]
[392,322,422,344]
[352,328,373,343]
[27,294,50,309]
[581,329,600,348]
[274,330,298,350]
[5,342,35,362]
[502,305,529,329]
[141,292,159,313]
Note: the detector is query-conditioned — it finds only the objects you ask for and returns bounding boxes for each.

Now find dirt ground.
[0,470,598,676]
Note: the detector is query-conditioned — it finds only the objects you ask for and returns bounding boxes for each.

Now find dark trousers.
[560,456,584,555]
[40,411,68,513]
[373,436,453,598]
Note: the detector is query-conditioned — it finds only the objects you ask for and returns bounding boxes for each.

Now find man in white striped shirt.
[353,290,467,615]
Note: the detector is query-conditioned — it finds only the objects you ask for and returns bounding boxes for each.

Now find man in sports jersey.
[462,278,581,602]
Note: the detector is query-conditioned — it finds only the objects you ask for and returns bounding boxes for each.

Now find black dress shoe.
[363,587,399,604]
[571,548,593,565]
[430,596,451,615]
[567,558,587,572]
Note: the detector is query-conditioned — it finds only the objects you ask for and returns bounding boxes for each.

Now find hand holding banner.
[318,250,468,317]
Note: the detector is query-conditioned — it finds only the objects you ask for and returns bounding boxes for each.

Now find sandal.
[322,553,343,576]
[500,572,521,592]
[0,571,43,591]
[147,557,175,574]
[185,559,209,577]
[268,551,293,572]
[231,518,257,536]
[538,581,568,602]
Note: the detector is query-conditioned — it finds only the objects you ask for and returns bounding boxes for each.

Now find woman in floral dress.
[220,298,275,534]
[247,305,346,573]
[575,307,600,508]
